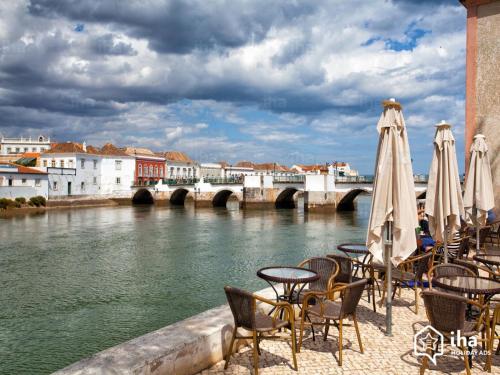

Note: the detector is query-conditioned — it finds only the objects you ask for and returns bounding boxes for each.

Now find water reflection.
[0,195,371,374]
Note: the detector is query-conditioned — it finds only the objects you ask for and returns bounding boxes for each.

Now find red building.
[124,147,165,186]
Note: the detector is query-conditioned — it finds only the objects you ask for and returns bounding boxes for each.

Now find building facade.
[163,151,196,179]
[124,147,165,186]
[199,163,224,178]
[461,0,500,213]
[0,163,49,199]
[0,135,51,155]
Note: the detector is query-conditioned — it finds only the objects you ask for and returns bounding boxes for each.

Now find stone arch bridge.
[129,175,428,212]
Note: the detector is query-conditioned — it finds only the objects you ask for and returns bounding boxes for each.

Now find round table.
[337,243,369,255]
[257,266,319,305]
[432,275,500,296]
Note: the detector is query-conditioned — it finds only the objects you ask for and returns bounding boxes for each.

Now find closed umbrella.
[425,121,464,263]
[367,98,418,336]
[464,134,494,252]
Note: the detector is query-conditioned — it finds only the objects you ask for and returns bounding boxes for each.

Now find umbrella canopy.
[425,122,464,258]
[367,100,418,265]
[464,134,494,227]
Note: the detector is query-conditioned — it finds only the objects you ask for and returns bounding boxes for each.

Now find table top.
[257,266,319,284]
[337,243,369,254]
[473,254,500,266]
[433,275,500,294]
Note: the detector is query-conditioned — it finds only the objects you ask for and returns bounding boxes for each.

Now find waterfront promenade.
[199,288,498,375]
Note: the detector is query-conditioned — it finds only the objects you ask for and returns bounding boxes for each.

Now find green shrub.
[0,198,15,209]
[15,197,26,204]
[29,196,47,207]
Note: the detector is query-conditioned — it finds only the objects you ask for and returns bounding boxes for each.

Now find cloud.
[0,0,468,173]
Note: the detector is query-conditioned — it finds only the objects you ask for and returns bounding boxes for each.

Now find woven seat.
[299,279,367,366]
[224,286,297,374]
[254,312,289,332]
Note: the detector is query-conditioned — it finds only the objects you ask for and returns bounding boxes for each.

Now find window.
[7,147,11,153]
[188,168,191,177]
[15,147,20,153]
[32,147,37,152]
[8,179,13,186]
[53,181,58,190]
[60,160,64,168]
[69,160,74,168]
[51,159,56,167]
[22,178,27,185]
[43,160,48,167]
[93,177,97,185]
[183,168,186,176]
[35,179,41,187]
[115,160,122,170]
[81,159,85,169]
[144,165,149,177]
[159,167,163,177]
[149,165,153,177]
[138,164,143,177]
[170,167,174,176]
[154,166,158,177]
[177,167,180,175]
[81,182,85,191]
[116,177,121,184]
[24,147,28,152]
[93,160,97,170]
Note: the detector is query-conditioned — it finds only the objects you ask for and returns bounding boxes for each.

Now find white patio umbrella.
[367,98,418,336]
[425,121,464,263]
[464,134,494,252]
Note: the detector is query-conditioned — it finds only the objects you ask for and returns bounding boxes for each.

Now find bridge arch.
[132,188,154,205]
[275,188,299,209]
[337,188,370,211]
[212,189,239,208]
[170,188,189,206]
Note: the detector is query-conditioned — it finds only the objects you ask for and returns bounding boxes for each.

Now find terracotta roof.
[235,161,255,168]
[20,152,40,158]
[100,143,129,156]
[163,151,193,163]
[123,147,157,157]
[254,163,291,172]
[3,162,47,174]
[218,161,228,168]
[43,142,85,154]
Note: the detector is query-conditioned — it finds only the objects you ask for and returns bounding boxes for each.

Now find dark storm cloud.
[28,0,318,54]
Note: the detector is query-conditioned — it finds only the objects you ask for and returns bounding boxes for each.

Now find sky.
[0,0,468,174]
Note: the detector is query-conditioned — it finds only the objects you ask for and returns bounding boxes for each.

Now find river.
[0,195,371,374]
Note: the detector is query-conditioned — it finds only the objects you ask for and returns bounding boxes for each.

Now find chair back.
[413,252,433,281]
[326,254,353,284]
[428,263,476,280]
[457,236,470,259]
[339,279,367,318]
[452,259,480,276]
[224,286,256,329]
[299,257,339,291]
[479,226,492,245]
[422,290,467,333]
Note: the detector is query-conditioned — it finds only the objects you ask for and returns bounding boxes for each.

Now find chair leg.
[252,331,259,375]
[371,282,377,312]
[419,346,431,375]
[461,344,471,375]
[298,312,305,353]
[338,318,343,366]
[324,319,330,341]
[224,327,237,369]
[290,320,298,371]
[414,284,419,315]
[353,314,363,353]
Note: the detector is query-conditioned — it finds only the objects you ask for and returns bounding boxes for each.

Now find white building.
[0,163,49,199]
[40,142,135,198]
[199,163,224,178]
[332,162,359,177]
[0,135,51,155]
[163,151,196,178]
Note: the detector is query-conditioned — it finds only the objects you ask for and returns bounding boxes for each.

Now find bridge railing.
[335,175,374,183]
[162,178,199,185]
[273,175,305,183]
[202,176,243,184]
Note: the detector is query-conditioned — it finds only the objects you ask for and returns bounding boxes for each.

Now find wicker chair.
[327,253,378,312]
[296,257,339,299]
[224,286,297,374]
[486,220,500,246]
[298,279,367,366]
[452,258,500,280]
[428,263,476,295]
[419,290,490,375]
[380,251,433,314]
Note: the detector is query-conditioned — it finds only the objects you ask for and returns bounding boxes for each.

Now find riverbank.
[0,198,120,217]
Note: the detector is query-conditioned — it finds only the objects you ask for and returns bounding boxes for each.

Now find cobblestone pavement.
[199,288,499,375]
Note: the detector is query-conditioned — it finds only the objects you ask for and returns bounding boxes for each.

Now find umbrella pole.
[475,207,480,253]
[384,221,393,336]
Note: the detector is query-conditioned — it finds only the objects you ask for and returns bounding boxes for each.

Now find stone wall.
[474,1,500,214]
